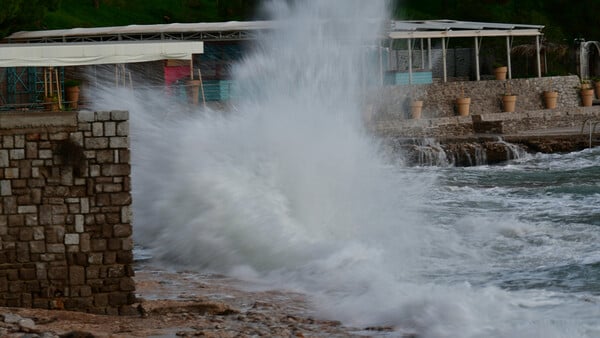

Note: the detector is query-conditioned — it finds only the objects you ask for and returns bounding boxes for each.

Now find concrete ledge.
[374,106,600,138]
[0,111,77,130]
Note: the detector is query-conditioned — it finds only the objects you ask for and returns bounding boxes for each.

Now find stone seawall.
[0,111,135,315]
[370,75,581,119]
[373,107,600,138]
[373,106,600,166]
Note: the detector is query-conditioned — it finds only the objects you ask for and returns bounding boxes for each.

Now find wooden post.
[55,68,63,110]
[198,69,206,108]
[44,68,48,97]
[49,67,54,96]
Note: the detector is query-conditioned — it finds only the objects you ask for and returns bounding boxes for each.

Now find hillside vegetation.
[2,1,599,45]
[43,0,259,29]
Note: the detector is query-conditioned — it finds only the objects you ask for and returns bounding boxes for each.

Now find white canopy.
[386,20,545,82]
[5,21,274,43]
[389,20,543,39]
[0,41,204,67]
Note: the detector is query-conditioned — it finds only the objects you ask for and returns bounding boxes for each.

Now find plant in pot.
[579,79,594,107]
[502,80,517,112]
[409,86,424,119]
[543,78,558,109]
[592,76,600,99]
[493,62,508,80]
[43,93,60,111]
[64,79,81,110]
[410,98,424,119]
[455,84,471,117]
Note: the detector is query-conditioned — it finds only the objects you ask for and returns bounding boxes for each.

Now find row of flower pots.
[408,69,599,119]
[409,89,561,119]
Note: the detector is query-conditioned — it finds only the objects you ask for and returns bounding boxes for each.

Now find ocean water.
[88,1,600,337]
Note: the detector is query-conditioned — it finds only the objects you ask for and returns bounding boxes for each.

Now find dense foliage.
[0,0,59,37]
[0,0,597,45]
[0,0,600,50]
[0,0,259,37]
[394,0,600,44]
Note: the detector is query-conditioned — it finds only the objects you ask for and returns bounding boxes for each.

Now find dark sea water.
[403,147,600,337]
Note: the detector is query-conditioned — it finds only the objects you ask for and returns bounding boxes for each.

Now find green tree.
[0,0,60,38]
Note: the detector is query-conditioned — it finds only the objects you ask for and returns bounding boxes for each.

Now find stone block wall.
[370,75,582,119]
[0,110,135,315]
[372,106,600,138]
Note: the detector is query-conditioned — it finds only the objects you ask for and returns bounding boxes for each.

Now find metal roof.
[4,21,276,43]
[389,19,544,39]
[3,19,543,44]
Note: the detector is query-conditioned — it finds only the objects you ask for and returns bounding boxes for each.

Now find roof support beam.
[408,38,413,84]
[475,36,481,81]
[379,45,384,86]
[506,36,512,80]
[427,38,432,70]
[420,38,425,69]
[442,37,448,83]
[536,35,542,78]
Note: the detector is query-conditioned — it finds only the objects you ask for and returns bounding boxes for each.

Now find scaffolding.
[0,67,63,110]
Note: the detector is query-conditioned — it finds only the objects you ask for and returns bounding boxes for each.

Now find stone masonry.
[368,75,600,139]
[370,75,581,119]
[0,110,135,315]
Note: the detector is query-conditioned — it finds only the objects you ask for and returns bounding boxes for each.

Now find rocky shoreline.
[0,267,397,338]
[374,108,600,166]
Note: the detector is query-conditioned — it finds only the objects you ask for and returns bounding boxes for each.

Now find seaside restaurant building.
[0,19,546,110]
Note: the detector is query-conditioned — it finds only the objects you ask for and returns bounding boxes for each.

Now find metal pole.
[379,45,384,86]
[442,38,448,83]
[428,38,432,70]
[506,36,513,79]
[475,37,481,81]
[408,38,413,84]
[536,35,542,78]
[420,38,425,69]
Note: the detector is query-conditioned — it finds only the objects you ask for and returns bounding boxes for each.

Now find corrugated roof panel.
[4,19,544,43]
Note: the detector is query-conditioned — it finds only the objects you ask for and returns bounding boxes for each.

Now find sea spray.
[86,1,600,337]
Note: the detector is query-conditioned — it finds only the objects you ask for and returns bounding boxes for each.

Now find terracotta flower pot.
[502,95,517,112]
[581,88,594,107]
[456,97,471,116]
[65,86,80,109]
[543,91,558,109]
[410,100,423,119]
[44,96,59,111]
[494,66,507,80]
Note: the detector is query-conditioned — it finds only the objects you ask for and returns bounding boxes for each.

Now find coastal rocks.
[0,312,61,337]
[137,298,239,316]
[507,136,593,153]
[0,266,367,337]
[393,138,527,166]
